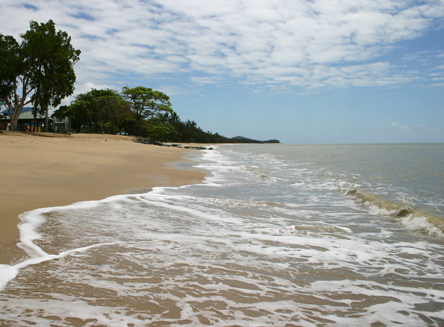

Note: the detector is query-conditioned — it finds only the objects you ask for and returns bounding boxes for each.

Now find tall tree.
[0,34,21,118]
[121,86,173,136]
[0,20,80,130]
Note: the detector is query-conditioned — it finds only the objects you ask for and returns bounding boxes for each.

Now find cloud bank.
[390,122,410,130]
[1,0,444,92]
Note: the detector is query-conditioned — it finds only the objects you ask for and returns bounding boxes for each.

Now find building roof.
[1,107,47,120]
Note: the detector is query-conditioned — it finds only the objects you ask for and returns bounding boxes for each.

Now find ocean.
[1,143,443,326]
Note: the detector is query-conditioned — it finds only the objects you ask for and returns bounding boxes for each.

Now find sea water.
[1,143,443,326]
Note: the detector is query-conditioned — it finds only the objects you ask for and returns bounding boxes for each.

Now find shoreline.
[0,131,208,265]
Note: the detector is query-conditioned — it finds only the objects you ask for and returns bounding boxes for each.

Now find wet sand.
[0,131,207,265]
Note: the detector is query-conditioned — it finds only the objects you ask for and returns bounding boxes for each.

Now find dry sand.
[0,131,207,265]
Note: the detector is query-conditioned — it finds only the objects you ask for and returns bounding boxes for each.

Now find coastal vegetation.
[0,20,81,131]
[52,88,279,143]
[1,20,278,143]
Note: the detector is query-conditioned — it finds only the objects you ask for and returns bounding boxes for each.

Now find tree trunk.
[45,107,49,132]
[33,108,38,132]
[10,105,24,131]
[9,80,30,130]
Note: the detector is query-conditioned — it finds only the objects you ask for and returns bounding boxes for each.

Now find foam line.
[0,242,118,292]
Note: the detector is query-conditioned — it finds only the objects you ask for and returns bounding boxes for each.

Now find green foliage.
[52,89,131,134]
[51,83,280,142]
[122,86,173,136]
[52,86,279,143]
[146,117,176,142]
[0,20,80,130]
[24,20,80,112]
[0,35,21,106]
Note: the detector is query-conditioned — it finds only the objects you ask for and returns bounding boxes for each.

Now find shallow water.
[1,144,444,326]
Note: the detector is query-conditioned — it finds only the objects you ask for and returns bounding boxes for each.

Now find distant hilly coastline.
[134,135,280,148]
[230,136,280,144]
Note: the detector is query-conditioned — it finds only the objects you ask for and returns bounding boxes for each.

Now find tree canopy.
[0,35,20,108]
[52,89,132,134]
[0,20,80,130]
[52,86,279,143]
[122,86,173,136]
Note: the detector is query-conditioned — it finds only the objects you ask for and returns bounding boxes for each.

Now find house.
[0,107,53,132]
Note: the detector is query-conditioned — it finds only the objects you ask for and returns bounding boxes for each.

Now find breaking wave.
[355,190,444,237]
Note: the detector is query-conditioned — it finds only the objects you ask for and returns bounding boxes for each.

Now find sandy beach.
[0,131,206,265]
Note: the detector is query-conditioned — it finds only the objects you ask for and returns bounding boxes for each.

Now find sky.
[1,0,444,143]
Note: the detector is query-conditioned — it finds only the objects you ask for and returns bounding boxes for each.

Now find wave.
[242,165,270,179]
[292,224,353,234]
[355,190,444,237]
[356,190,415,217]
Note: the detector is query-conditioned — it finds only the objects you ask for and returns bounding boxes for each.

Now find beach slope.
[0,131,206,264]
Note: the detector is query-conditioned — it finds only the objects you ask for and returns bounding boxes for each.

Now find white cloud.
[419,124,440,132]
[190,76,222,85]
[428,83,444,87]
[156,85,188,96]
[390,122,410,130]
[1,0,444,93]
[75,82,118,94]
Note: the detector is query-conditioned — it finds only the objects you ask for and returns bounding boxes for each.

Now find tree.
[0,35,20,106]
[0,34,22,128]
[0,20,80,130]
[121,86,173,136]
[89,89,130,133]
[52,93,94,133]
[52,89,130,134]
[146,117,176,141]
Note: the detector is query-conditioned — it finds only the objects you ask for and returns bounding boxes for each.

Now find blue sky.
[1,0,444,143]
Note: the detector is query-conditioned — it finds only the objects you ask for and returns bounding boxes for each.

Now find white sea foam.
[401,215,444,237]
[1,144,444,326]
[0,201,123,292]
[0,265,18,291]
